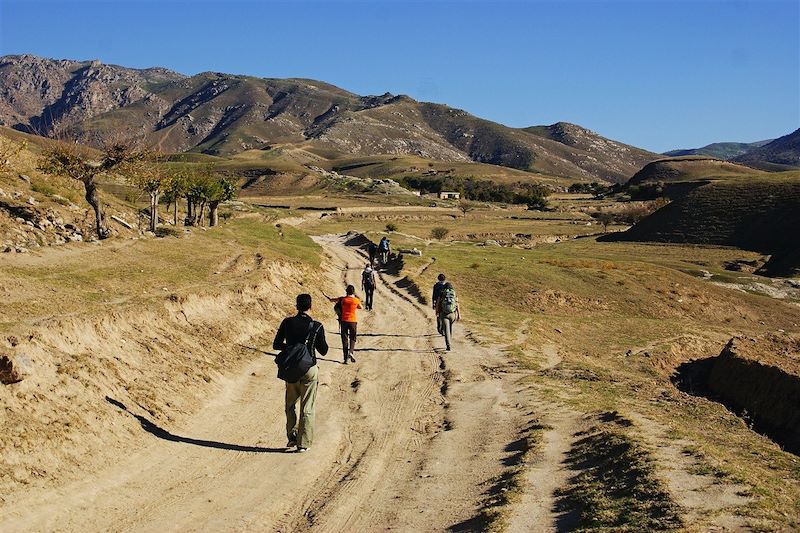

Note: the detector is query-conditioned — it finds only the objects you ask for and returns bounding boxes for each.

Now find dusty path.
[1,235,528,532]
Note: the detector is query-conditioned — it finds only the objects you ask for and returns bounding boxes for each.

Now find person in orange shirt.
[327,285,362,364]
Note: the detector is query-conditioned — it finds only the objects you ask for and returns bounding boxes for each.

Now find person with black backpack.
[432,273,447,336]
[435,282,460,351]
[362,263,377,310]
[272,293,329,452]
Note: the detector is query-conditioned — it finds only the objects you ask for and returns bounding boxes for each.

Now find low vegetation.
[400,175,551,208]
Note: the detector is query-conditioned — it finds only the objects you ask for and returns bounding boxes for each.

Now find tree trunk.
[198,200,207,227]
[209,201,220,227]
[186,197,194,226]
[82,177,110,239]
[149,191,159,232]
[173,199,178,226]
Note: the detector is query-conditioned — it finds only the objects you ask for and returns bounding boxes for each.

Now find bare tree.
[458,199,474,218]
[39,142,144,239]
[593,210,615,233]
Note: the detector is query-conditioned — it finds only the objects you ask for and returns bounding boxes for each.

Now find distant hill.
[627,157,761,187]
[0,55,659,183]
[604,172,800,277]
[733,129,800,170]
[663,140,771,160]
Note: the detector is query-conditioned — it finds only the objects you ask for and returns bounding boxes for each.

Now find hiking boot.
[287,432,297,448]
[446,345,451,351]
[349,354,356,363]
[297,447,309,453]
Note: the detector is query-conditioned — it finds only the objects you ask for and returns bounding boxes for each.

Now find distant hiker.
[362,264,377,311]
[367,241,378,266]
[435,282,460,351]
[432,273,447,336]
[272,293,329,452]
[328,285,362,364]
[378,236,390,266]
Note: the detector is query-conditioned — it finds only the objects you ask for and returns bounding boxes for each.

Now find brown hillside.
[0,55,660,182]
[733,128,800,169]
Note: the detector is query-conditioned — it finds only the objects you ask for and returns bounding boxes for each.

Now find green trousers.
[285,365,319,448]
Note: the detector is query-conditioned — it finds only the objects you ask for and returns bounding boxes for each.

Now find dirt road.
[1,235,533,532]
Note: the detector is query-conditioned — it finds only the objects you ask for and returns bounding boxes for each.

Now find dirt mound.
[626,156,760,187]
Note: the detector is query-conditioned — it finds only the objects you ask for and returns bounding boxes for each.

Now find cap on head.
[296,293,312,312]
[437,273,446,281]
[346,284,355,295]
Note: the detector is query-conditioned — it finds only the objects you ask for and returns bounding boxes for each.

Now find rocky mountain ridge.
[0,55,659,183]
[663,140,773,160]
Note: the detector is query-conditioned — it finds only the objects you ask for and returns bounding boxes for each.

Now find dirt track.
[0,235,536,532]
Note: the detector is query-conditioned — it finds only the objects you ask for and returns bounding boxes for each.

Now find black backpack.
[275,321,321,383]
[362,269,375,287]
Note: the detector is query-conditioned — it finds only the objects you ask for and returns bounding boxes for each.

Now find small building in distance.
[439,191,460,200]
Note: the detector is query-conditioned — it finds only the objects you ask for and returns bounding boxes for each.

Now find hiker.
[435,282,460,351]
[362,263,377,311]
[432,273,447,336]
[327,285,362,364]
[367,241,378,266]
[272,293,329,452]
[378,236,390,266]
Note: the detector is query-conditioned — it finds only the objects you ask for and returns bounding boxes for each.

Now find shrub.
[385,222,398,232]
[430,227,449,240]
[628,181,665,200]
[30,179,56,197]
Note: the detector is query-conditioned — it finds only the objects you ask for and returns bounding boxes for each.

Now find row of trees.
[402,175,551,209]
[129,162,236,231]
[38,142,236,239]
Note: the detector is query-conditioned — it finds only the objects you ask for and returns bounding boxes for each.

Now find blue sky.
[1,0,798,152]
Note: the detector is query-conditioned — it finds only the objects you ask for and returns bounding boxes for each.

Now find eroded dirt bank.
[675,334,800,455]
[0,259,316,497]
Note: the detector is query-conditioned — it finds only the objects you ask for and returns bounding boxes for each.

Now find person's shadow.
[105,397,285,453]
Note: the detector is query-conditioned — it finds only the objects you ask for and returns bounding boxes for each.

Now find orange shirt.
[337,296,362,322]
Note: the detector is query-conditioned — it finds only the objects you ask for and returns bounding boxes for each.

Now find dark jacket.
[432,280,447,309]
[273,313,329,364]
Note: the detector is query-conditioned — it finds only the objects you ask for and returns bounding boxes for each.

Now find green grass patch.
[556,423,683,531]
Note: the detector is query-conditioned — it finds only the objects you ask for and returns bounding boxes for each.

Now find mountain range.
[663,140,772,160]
[1,55,797,185]
[0,55,660,183]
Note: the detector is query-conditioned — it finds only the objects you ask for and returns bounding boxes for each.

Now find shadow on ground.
[105,396,285,453]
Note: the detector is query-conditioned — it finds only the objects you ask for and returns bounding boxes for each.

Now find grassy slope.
[610,174,800,276]
[0,214,320,335]
[419,238,799,528]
